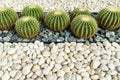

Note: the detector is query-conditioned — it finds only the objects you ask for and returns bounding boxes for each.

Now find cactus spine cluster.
[15,16,40,38]
[22,4,44,21]
[97,7,120,30]
[71,7,91,20]
[0,7,18,30]
[71,15,98,38]
[44,10,70,31]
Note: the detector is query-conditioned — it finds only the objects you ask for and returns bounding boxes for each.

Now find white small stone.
[38,57,45,65]
[81,72,89,77]
[108,63,115,70]
[115,51,120,59]
[62,66,70,73]
[15,71,22,79]
[100,64,109,71]
[35,70,41,76]
[42,67,50,75]
[0,71,3,77]
[42,51,50,57]
[0,58,7,66]
[58,77,64,80]
[65,47,70,53]
[82,77,91,80]
[103,41,111,49]
[68,63,74,69]
[117,66,120,72]
[105,75,112,80]
[55,56,64,63]
[53,64,62,72]
[7,48,16,54]
[91,75,99,80]
[91,59,100,69]
[57,70,65,77]
[13,64,21,70]
[32,65,40,72]
[74,62,82,69]
[108,70,117,75]
[10,70,17,78]
[27,72,33,78]
[64,72,72,80]
[22,64,33,75]
[2,71,10,80]
[76,74,82,80]
[46,74,56,80]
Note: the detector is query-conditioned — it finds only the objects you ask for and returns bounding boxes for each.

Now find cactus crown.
[44,10,70,31]
[71,7,91,20]
[22,4,43,21]
[71,15,98,38]
[0,7,18,30]
[15,16,40,38]
[97,7,120,30]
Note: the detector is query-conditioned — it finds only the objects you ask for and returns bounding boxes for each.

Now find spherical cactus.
[0,7,18,30]
[71,15,98,38]
[97,7,120,30]
[71,7,91,20]
[44,10,70,31]
[15,16,40,38]
[22,4,44,21]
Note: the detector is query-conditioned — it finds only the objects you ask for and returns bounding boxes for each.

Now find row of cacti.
[0,5,120,39]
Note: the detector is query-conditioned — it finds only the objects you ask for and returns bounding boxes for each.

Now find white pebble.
[58,77,64,80]
[42,67,50,75]
[108,63,115,70]
[38,58,45,65]
[22,64,33,75]
[0,71,3,77]
[53,64,62,72]
[42,51,50,57]
[55,56,64,63]
[91,59,100,69]
[74,62,82,69]
[65,47,70,53]
[15,71,22,79]
[2,71,10,80]
[91,75,99,80]
[115,51,120,59]
[100,64,109,71]
[57,70,65,77]
[32,65,40,72]
[10,70,17,78]
[62,66,70,73]
[0,58,7,66]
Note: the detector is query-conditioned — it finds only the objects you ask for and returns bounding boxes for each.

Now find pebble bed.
[0,13,120,43]
[0,41,120,80]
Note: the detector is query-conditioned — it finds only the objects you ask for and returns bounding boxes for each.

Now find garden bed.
[0,12,119,43]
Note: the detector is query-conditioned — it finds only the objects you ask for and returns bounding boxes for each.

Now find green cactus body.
[71,15,98,38]
[97,7,120,30]
[44,10,70,31]
[22,4,43,21]
[71,8,91,20]
[0,7,18,30]
[15,16,40,38]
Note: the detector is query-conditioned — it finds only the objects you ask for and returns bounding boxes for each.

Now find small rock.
[53,64,62,72]
[64,72,72,80]
[74,62,82,69]
[42,67,50,75]
[22,64,33,75]
[100,64,109,71]
[91,75,99,80]
[115,51,120,59]
[81,72,89,77]
[55,56,64,63]
[76,74,82,80]
[0,71,3,77]
[2,71,10,80]
[108,63,115,70]
[57,70,65,77]
[42,50,50,57]
[65,47,70,53]
[108,70,117,75]
[38,58,45,65]
[10,70,17,78]
[0,58,8,66]
[117,66,120,72]
[58,77,64,80]
[91,59,100,69]
[32,65,40,72]
[15,71,22,79]
[62,66,70,73]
